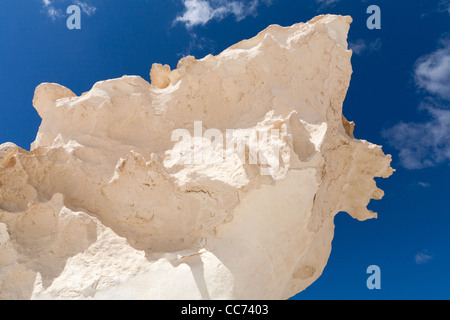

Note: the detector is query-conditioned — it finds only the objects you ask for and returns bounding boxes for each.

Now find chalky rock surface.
[0,15,393,299]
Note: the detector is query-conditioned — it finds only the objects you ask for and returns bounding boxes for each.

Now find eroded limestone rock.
[0,15,393,300]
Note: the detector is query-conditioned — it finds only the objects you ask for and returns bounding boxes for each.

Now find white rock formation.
[0,15,393,300]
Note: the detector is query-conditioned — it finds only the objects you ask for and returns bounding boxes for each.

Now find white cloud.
[383,105,450,169]
[41,0,63,20]
[175,0,270,28]
[438,0,450,15]
[40,0,96,20]
[349,39,367,55]
[384,37,450,169]
[415,37,450,100]
[349,38,381,55]
[316,0,339,6]
[178,32,216,58]
[175,0,214,27]
[315,0,340,10]
[75,1,97,16]
[417,181,431,188]
[414,251,433,265]
[420,0,450,18]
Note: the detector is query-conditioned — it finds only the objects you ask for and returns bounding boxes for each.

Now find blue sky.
[0,0,449,299]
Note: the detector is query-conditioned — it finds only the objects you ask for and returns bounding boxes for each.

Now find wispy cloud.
[40,0,96,20]
[420,0,450,18]
[349,38,382,55]
[175,0,272,28]
[383,104,450,169]
[178,32,216,58]
[438,0,450,15]
[315,0,340,10]
[418,181,431,188]
[414,251,433,265]
[75,0,97,16]
[383,35,450,169]
[415,37,450,100]
[315,0,339,6]
[41,0,63,20]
